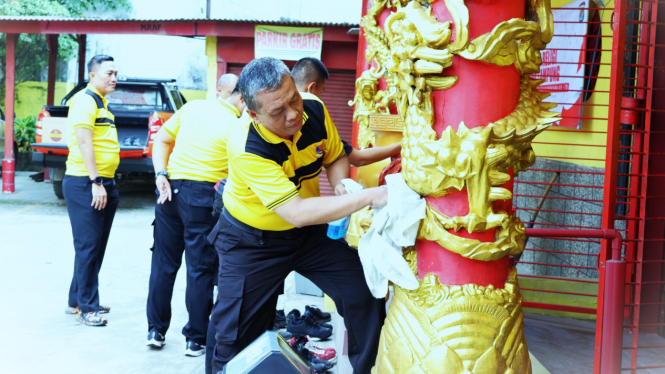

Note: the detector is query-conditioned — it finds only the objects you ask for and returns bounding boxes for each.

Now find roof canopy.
[0,15,358,41]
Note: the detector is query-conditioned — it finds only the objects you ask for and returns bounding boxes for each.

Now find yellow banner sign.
[255,25,323,61]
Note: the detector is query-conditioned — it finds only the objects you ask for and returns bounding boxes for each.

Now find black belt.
[222,208,303,239]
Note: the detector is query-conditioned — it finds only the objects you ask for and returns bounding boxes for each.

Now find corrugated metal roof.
[0,15,358,27]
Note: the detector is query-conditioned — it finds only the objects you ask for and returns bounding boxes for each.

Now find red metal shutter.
[319,70,357,196]
[227,65,357,196]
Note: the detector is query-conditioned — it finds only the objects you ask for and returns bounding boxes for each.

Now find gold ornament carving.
[353,1,558,372]
[347,207,374,248]
[369,113,404,132]
[418,205,526,261]
[372,268,531,374]
[349,68,391,149]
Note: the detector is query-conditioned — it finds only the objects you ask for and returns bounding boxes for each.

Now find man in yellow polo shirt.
[63,55,120,327]
[146,83,246,357]
[208,57,388,373]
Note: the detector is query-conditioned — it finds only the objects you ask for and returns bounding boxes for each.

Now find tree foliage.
[0,0,132,107]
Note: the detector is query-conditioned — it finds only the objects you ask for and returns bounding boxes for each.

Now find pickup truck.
[32,78,185,198]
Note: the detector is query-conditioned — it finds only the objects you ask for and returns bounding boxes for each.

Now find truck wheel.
[53,180,64,199]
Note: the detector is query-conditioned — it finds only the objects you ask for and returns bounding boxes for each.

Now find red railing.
[515,0,665,372]
[525,228,625,374]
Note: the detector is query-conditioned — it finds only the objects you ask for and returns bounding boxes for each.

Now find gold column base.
[372,268,531,374]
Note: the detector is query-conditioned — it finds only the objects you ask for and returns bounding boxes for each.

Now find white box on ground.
[294,272,323,297]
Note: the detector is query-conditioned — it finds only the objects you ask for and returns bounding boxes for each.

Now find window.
[106,85,166,110]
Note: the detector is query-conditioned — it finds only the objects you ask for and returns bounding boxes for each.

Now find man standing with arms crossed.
[209,57,387,373]
[147,80,246,356]
[63,55,119,327]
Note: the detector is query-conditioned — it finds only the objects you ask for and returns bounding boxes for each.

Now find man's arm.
[348,142,402,167]
[153,129,176,204]
[274,186,387,228]
[325,155,350,196]
[75,127,106,210]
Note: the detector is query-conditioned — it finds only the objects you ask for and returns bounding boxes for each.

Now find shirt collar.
[252,118,306,145]
[218,98,241,118]
[86,84,107,103]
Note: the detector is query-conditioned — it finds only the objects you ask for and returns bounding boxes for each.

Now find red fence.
[514,0,665,372]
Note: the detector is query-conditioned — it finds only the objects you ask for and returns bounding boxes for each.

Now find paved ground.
[2,172,664,374]
[0,172,201,374]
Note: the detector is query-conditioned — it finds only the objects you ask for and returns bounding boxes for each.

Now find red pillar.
[350,1,369,181]
[414,0,524,287]
[78,34,86,83]
[2,33,17,193]
[216,37,228,83]
[46,35,58,106]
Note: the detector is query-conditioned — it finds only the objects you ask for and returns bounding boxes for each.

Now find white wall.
[84,34,207,90]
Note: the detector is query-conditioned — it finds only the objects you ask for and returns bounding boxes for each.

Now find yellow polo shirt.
[161,98,243,183]
[65,85,120,178]
[223,92,346,231]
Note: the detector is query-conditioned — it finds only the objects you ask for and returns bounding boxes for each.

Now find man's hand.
[334,183,348,196]
[369,186,388,208]
[91,183,107,210]
[156,175,172,204]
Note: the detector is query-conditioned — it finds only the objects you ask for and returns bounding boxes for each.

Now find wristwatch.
[93,176,103,185]
[156,171,170,179]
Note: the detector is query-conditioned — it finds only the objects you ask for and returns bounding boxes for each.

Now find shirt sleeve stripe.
[163,127,176,139]
[266,189,299,210]
[323,151,346,168]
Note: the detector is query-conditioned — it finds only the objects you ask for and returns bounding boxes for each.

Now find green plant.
[0,0,132,104]
[14,116,36,151]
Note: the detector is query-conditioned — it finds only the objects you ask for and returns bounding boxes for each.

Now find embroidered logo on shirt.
[316,145,323,157]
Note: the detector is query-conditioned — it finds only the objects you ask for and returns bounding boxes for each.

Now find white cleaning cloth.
[358,173,425,298]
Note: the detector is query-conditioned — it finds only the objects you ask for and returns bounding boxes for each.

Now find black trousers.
[208,214,386,374]
[146,180,217,345]
[64,175,119,313]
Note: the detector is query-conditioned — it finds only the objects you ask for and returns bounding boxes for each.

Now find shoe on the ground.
[305,305,331,323]
[289,309,332,329]
[76,311,107,326]
[286,312,332,341]
[131,136,141,146]
[309,362,328,374]
[147,328,166,348]
[295,343,334,370]
[295,308,332,329]
[185,340,205,357]
[65,305,111,314]
[123,136,132,146]
[274,309,287,329]
[290,336,336,362]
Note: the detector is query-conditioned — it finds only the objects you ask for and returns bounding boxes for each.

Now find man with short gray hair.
[207,57,387,373]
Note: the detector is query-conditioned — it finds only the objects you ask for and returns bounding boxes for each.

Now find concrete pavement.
[3,172,663,373]
[0,172,202,374]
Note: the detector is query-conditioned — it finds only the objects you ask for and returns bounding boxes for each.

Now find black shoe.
[287,312,332,341]
[123,136,132,146]
[310,362,328,374]
[296,342,334,370]
[131,136,142,146]
[185,340,205,357]
[305,305,331,323]
[147,328,165,348]
[288,309,332,329]
[274,309,287,329]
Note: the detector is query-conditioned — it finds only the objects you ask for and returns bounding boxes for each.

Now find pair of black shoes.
[123,136,141,146]
[286,306,333,341]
